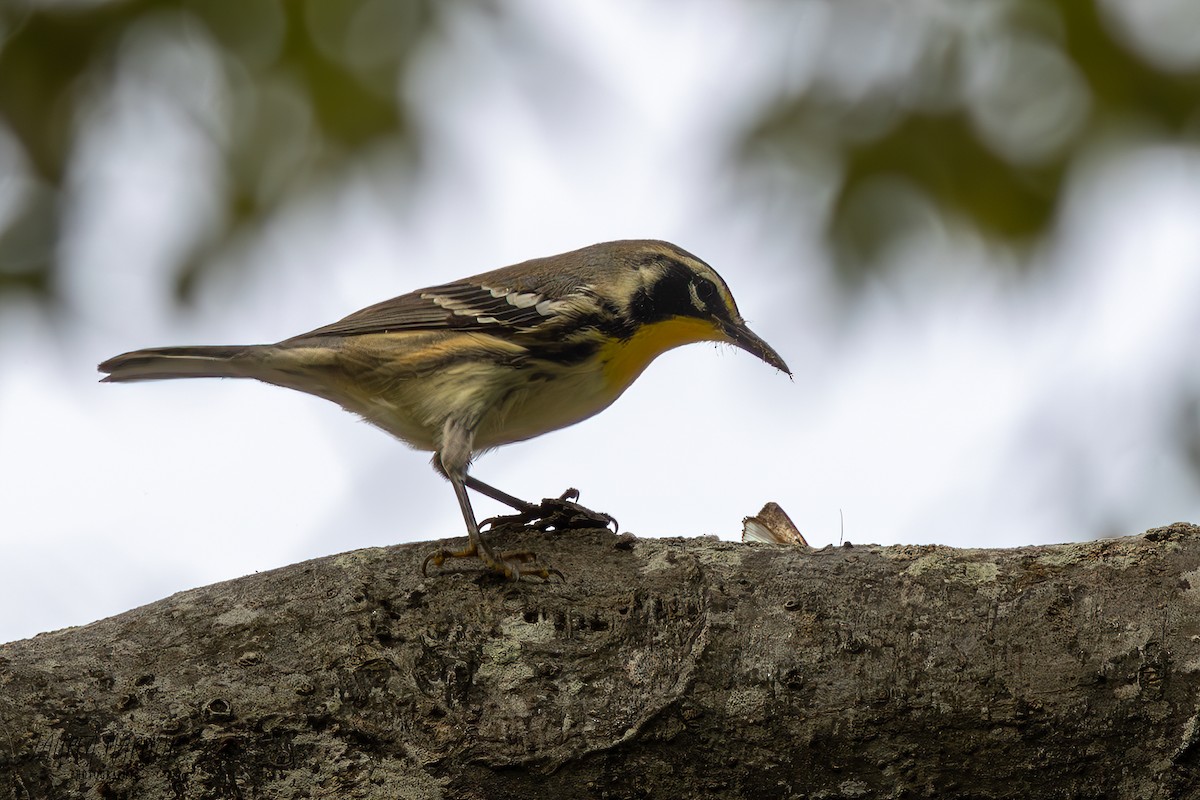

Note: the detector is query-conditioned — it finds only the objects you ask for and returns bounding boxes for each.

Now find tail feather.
[98,345,256,383]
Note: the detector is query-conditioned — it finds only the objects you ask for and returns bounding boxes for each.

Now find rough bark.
[3,523,1200,799]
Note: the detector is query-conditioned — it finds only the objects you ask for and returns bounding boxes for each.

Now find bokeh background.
[3,0,1199,644]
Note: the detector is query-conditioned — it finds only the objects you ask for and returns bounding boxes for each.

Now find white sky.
[2,2,1199,644]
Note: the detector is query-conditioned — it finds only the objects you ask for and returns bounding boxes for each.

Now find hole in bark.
[205,698,233,719]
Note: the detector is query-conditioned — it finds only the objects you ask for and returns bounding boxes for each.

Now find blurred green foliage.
[740,0,1200,277]
[0,0,458,305]
[1,0,1198,306]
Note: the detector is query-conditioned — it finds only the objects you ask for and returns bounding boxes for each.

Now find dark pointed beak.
[723,321,791,376]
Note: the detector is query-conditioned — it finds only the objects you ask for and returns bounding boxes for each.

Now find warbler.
[99,239,790,579]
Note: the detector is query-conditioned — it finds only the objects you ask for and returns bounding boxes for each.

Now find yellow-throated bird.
[99,240,790,579]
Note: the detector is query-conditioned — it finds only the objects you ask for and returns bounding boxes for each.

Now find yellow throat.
[601,316,724,392]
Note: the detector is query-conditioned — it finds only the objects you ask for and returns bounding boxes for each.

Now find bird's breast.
[475,316,725,449]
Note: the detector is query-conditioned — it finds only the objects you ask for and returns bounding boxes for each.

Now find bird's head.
[587,240,792,377]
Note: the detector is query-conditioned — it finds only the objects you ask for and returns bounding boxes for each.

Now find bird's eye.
[695,280,718,305]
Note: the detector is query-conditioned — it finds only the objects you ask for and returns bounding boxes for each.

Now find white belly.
[471,362,620,450]
[346,357,623,455]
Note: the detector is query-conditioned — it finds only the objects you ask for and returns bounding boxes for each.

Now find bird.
[98,239,791,579]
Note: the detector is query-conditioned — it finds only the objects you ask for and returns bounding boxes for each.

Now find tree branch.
[4,524,1200,798]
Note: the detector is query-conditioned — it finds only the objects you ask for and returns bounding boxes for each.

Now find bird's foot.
[482,488,618,533]
[421,540,564,582]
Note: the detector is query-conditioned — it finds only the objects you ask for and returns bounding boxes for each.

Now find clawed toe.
[498,549,567,581]
[423,479,607,583]
[481,488,618,533]
[422,545,469,577]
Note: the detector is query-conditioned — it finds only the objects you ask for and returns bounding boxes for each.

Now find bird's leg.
[421,422,562,581]
[462,475,538,514]
[432,465,617,533]
[466,475,618,534]
[421,474,564,581]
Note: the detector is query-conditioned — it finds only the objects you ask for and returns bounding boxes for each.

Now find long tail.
[98,345,259,383]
